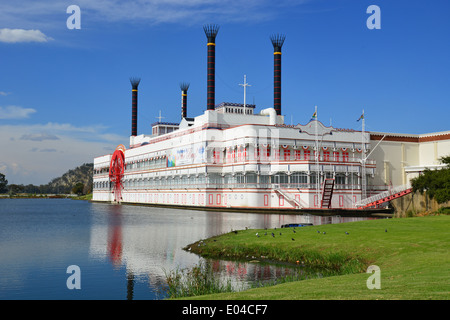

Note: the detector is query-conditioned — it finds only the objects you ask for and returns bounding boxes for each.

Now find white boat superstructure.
[93,104,381,210]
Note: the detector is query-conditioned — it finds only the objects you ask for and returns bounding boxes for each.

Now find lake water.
[0,198,371,300]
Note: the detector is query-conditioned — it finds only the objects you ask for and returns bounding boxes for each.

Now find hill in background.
[4,163,94,195]
[46,163,93,194]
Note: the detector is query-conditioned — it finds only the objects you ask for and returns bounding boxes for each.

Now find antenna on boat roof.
[239,75,251,115]
[156,110,165,123]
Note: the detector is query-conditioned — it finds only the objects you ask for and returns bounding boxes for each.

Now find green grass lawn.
[182,215,449,300]
[72,193,93,200]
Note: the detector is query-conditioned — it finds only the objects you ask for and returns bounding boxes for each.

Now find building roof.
[370,130,450,143]
[151,121,180,127]
[215,102,256,109]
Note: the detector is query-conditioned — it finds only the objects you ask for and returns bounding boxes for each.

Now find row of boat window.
[93,172,369,190]
[94,149,368,176]
[225,107,253,114]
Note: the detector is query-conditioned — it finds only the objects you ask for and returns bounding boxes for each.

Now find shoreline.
[89,199,394,217]
[0,194,92,200]
[178,215,450,300]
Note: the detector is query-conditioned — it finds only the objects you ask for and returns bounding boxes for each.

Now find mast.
[156,110,164,122]
[314,106,320,207]
[361,109,367,200]
[239,75,251,115]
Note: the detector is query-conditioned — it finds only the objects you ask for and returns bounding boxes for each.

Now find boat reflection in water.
[88,203,376,298]
[208,259,318,291]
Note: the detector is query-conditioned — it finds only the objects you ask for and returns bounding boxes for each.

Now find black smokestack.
[203,24,219,111]
[130,77,141,136]
[180,82,190,119]
[270,34,285,116]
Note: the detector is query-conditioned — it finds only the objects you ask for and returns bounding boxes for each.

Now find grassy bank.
[181,215,449,300]
[72,193,92,200]
[0,193,92,200]
[162,260,235,298]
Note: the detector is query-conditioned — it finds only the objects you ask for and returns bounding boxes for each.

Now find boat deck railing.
[94,157,377,176]
[94,182,389,193]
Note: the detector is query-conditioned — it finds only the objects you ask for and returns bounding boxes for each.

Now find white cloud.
[77,0,292,24]
[0,106,37,119]
[0,0,308,28]
[20,132,59,141]
[0,91,11,96]
[0,28,53,43]
[0,122,128,185]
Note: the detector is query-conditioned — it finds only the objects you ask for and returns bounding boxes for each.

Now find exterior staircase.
[356,184,413,209]
[274,187,302,208]
[320,179,335,208]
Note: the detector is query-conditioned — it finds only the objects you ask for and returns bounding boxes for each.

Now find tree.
[83,180,93,195]
[8,184,24,195]
[0,173,7,193]
[412,156,450,204]
[72,182,85,196]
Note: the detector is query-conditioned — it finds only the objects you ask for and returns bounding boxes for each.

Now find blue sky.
[0,0,449,185]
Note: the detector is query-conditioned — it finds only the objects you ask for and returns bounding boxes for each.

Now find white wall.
[370,131,450,187]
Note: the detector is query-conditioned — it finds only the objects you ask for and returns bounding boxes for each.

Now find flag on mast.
[311,110,317,121]
[357,111,364,122]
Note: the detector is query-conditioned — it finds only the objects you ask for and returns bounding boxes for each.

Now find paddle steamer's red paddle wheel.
[109,144,126,202]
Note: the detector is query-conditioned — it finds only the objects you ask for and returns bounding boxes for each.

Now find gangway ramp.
[357,184,413,209]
